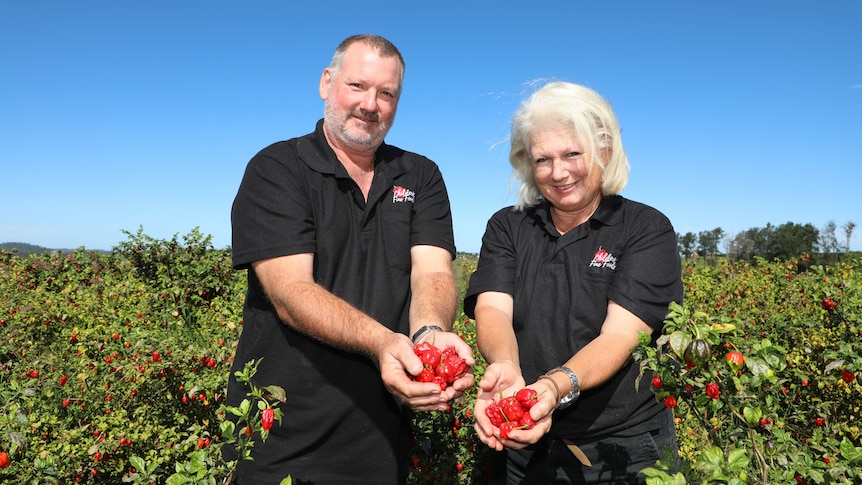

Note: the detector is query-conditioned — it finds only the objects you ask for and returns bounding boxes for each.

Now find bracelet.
[411,325,444,344]
[537,375,562,410]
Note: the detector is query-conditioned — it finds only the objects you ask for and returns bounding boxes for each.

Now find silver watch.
[547,366,580,409]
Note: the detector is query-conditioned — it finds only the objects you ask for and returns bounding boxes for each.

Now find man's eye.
[534,157,549,164]
[567,152,582,158]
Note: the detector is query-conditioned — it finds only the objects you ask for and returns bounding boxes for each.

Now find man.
[225,34,474,484]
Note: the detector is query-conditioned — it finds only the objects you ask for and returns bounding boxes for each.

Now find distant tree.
[769,222,819,261]
[726,224,788,263]
[696,228,725,259]
[726,231,754,262]
[819,221,840,257]
[843,221,856,253]
[677,232,697,258]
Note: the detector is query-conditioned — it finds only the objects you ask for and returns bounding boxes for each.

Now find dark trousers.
[489,411,679,485]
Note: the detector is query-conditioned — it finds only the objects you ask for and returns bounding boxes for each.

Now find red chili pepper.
[261,407,274,431]
[706,382,721,400]
[664,395,678,409]
[725,351,745,369]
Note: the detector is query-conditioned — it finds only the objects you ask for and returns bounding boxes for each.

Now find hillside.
[0,242,61,257]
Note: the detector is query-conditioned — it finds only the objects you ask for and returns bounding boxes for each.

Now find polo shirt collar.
[533,195,624,236]
[591,195,624,226]
[296,119,414,179]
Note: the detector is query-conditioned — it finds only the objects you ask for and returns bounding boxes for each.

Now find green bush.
[0,229,244,483]
[634,256,862,484]
[1,231,860,484]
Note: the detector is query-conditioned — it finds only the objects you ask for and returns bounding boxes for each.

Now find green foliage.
[634,255,862,484]
[0,229,247,483]
[2,231,861,484]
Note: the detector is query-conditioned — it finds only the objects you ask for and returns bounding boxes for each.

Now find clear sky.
[2,1,860,254]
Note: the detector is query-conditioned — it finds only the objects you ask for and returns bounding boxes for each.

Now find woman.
[467,81,683,484]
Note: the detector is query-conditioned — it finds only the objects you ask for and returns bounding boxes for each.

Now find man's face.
[320,42,403,155]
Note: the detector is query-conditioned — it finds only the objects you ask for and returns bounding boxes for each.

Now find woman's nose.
[551,160,569,180]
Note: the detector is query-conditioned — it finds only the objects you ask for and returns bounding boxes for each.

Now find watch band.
[547,366,580,409]
[411,325,444,344]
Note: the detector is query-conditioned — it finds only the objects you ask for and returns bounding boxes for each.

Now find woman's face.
[529,126,603,226]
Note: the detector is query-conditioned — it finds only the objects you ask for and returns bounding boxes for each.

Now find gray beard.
[324,102,390,153]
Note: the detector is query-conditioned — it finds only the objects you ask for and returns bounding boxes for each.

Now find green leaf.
[669,331,691,359]
[840,437,862,463]
[263,385,287,403]
[746,356,770,376]
[743,406,762,426]
[726,448,750,471]
[808,470,825,483]
[166,474,190,485]
[220,420,236,437]
[700,446,724,468]
[637,330,652,346]
[640,467,670,478]
[130,456,147,474]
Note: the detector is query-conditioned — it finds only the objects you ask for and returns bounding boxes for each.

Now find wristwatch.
[547,366,580,409]
[411,325,444,344]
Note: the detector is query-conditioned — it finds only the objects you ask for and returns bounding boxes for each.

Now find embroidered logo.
[589,246,617,270]
[392,185,415,203]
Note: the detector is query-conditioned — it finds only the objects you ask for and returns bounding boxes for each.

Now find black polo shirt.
[227,119,455,483]
[465,195,683,441]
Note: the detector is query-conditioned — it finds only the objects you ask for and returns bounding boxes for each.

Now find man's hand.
[377,331,446,411]
[378,330,475,412]
[417,330,476,396]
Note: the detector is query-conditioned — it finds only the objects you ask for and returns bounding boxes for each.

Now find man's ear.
[319,69,332,100]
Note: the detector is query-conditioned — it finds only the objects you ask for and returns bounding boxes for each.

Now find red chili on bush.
[0,451,10,469]
[261,407,274,431]
[725,351,744,369]
[663,396,678,409]
[706,382,720,400]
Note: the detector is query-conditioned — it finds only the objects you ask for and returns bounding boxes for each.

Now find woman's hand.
[473,361,523,450]
[494,377,558,450]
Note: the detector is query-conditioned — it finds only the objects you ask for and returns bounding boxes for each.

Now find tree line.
[678,220,857,263]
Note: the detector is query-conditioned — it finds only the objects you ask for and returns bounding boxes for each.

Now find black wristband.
[411,325,444,344]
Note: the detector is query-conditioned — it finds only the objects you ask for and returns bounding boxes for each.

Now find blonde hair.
[509,81,630,210]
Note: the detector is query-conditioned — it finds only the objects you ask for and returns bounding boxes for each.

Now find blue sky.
[2,1,860,254]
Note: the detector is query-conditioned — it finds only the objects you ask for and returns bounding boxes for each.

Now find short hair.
[509,81,630,211]
[328,34,405,88]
